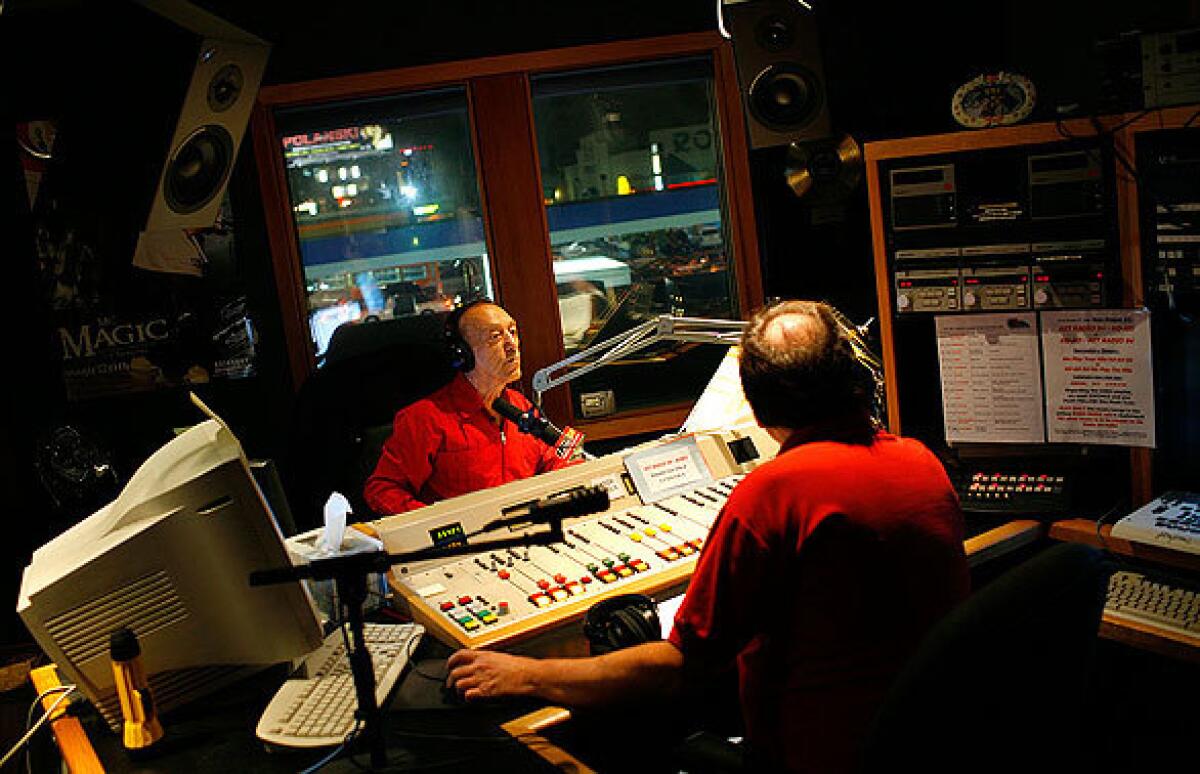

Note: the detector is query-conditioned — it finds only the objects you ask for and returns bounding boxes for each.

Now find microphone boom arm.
[531,315,748,408]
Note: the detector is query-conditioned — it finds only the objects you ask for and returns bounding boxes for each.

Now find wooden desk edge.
[1050,518,1200,573]
[964,520,1043,567]
[501,706,593,773]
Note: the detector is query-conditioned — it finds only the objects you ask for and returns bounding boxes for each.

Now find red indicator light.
[965,278,980,284]
[1036,275,1050,282]
[1096,272,1104,279]
[1020,276,1028,282]
[899,281,912,288]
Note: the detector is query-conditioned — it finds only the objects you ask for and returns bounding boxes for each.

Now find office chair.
[859,541,1113,774]
[284,314,456,531]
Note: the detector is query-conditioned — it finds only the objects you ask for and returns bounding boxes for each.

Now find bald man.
[445,300,969,772]
[364,301,573,515]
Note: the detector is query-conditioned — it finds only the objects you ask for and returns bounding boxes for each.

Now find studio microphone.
[492,397,585,460]
[479,485,611,533]
[110,627,164,750]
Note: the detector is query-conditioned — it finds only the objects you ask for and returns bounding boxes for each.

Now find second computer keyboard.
[256,622,424,749]
[1104,570,1200,640]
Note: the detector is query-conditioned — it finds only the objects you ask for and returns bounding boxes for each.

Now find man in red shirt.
[363,300,572,515]
[446,300,969,771]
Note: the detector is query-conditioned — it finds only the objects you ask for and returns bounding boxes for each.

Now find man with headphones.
[363,299,574,515]
[446,300,969,773]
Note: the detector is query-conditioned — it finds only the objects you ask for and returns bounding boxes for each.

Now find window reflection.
[275,89,491,362]
[533,58,737,416]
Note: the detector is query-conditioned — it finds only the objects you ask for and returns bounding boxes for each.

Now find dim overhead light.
[351,165,361,179]
[338,167,348,180]
[316,169,329,183]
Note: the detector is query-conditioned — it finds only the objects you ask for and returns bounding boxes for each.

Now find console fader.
[368,428,777,651]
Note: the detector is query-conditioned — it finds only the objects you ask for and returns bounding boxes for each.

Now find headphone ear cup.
[443,303,480,371]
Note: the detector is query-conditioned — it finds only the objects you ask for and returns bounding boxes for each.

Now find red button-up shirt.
[364,373,571,515]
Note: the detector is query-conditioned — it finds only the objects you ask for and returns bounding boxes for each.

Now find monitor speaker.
[12,1,268,273]
[143,37,268,235]
[724,0,832,149]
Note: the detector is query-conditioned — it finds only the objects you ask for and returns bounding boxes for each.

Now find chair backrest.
[859,541,1112,773]
[284,314,457,531]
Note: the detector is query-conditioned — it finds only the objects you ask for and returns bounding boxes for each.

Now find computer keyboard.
[1104,570,1200,640]
[256,622,424,749]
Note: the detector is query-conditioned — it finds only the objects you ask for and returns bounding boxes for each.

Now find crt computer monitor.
[18,397,323,731]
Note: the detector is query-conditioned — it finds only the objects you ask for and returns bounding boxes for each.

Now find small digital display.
[894,168,947,186]
[1030,152,1090,175]
[428,522,467,549]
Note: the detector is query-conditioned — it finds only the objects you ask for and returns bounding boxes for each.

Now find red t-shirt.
[669,430,969,772]
[363,373,571,515]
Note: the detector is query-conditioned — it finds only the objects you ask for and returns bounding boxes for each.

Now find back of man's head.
[739,300,876,434]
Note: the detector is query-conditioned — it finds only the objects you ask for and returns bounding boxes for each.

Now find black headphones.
[582,594,662,656]
[443,298,493,372]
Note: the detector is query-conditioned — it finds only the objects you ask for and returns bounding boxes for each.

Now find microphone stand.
[249,522,569,770]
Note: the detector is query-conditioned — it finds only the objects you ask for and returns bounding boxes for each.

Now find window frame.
[252,31,762,439]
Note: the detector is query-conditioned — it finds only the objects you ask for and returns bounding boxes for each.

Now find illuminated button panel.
[958,471,1071,514]
[403,476,744,640]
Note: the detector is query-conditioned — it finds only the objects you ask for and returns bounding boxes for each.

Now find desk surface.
[67,519,1042,773]
[81,650,558,774]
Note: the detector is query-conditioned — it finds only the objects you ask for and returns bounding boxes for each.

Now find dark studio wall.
[2,0,1197,647]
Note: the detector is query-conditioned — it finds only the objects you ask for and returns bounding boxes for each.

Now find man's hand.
[446,649,539,701]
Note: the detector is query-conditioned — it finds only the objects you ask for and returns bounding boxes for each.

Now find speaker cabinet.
[143,38,268,235]
[12,1,268,271]
[724,0,832,149]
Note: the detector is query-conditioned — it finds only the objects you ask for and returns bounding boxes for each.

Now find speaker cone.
[164,125,234,215]
[207,63,244,113]
[748,64,824,131]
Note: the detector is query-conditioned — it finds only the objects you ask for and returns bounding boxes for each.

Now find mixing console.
[365,427,777,650]
[397,477,739,642]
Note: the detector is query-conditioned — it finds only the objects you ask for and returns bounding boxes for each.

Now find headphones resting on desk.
[582,594,662,655]
[443,298,494,372]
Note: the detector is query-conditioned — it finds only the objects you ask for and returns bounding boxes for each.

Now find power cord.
[0,684,76,770]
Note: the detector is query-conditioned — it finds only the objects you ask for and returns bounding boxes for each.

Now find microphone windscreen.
[492,397,525,423]
[532,485,610,520]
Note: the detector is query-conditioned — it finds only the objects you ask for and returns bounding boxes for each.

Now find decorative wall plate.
[951,72,1037,128]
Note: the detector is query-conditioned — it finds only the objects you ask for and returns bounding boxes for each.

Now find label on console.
[414,583,447,598]
[624,436,713,503]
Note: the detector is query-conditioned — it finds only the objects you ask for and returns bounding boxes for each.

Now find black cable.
[1093,499,1126,554]
[405,632,447,683]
